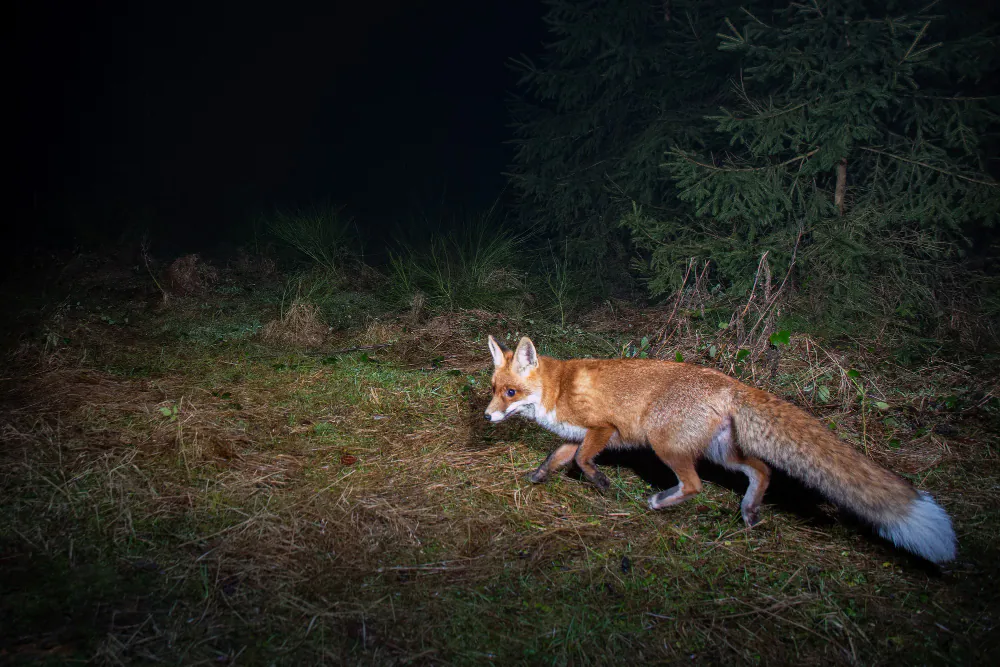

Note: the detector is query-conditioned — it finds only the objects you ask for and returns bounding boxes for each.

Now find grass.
[387,209,528,315]
[265,206,360,274]
[1,252,998,665]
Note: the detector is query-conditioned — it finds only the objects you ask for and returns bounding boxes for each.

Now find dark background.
[10,0,546,254]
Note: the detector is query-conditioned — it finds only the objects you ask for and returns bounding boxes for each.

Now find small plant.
[621,336,650,359]
[846,369,870,455]
[159,404,180,422]
[768,330,791,347]
[844,369,889,456]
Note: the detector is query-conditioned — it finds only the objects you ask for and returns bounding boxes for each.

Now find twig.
[740,251,771,319]
[655,258,710,351]
[745,227,804,340]
[661,259,694,334]
[140,235,169,303]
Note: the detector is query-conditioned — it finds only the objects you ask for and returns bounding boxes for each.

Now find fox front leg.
[574,426,616,492]
[528,444,579,483]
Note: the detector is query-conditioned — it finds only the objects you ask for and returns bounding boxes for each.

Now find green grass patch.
[1,258,997,665]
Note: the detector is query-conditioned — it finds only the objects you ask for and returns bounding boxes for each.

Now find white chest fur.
[530,404,588,442]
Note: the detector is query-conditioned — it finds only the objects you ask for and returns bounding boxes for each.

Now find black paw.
[528,468,548,484]
[742,505,761,527]
[590,471,611,493]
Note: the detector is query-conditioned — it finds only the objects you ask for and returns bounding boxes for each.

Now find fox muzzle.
[484,410,506,423]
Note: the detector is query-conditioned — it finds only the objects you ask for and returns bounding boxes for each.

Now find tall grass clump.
[388,208,528,313]
[266,205,359,274]
[274,264,382,330]
[539,239,578,327]
[264,205,385,328]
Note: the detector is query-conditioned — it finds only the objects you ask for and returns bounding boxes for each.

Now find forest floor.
[1,253,998,665]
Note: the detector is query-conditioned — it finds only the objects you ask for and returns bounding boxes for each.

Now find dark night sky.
[11,0,546,250]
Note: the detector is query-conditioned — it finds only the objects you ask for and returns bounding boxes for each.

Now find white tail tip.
[877,491,957,564]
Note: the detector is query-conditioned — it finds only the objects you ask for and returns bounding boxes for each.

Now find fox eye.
[506,388,516,397]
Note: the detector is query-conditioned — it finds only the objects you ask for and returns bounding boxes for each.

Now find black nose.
[483,413,491,421]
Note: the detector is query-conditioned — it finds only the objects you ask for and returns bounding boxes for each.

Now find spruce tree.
[508,0,746,294]
[623,1,1000,329]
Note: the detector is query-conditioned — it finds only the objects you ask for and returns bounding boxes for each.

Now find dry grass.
[390,310,512,373]
[1,265,998,665]
[165,254,220,295]
[356,318,399,347]
[231,248,277,279]
[260,300,328,348]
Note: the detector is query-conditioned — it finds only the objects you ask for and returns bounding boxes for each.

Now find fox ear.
[512,337,538,375]
[487,335,507,368]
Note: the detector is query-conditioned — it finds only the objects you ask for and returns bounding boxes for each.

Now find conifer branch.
[723,99,812,122]
[672,148,820,173]
[718,17,744,45]
[908,94,997,101]
[899,22,942,63]
[860,147,998,187]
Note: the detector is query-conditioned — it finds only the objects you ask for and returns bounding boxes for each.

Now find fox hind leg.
[528,444,579,484]
[703,415,771,526]
[728,456,771,526]
[647,416,740,511]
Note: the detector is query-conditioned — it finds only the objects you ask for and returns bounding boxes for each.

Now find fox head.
[484,335,542,422]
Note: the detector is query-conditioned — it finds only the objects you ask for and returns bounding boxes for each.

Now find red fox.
[484,335,956,564]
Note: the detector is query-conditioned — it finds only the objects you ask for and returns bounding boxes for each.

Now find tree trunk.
[834,158,848,216]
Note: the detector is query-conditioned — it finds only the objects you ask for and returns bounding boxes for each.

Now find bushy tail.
[732,387,956,564]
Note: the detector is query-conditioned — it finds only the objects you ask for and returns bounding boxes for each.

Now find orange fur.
[485,335,957,564]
